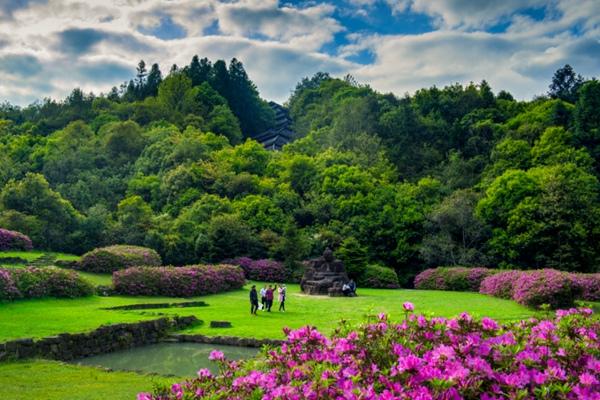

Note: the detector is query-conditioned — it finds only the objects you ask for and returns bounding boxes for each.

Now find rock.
[300,248,350,296]
[210,321,232,328]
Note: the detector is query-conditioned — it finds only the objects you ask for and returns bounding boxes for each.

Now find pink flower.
[403,302,414,312]
[208,350,225,361]
[481,317,499,331]
[197,368,212,378]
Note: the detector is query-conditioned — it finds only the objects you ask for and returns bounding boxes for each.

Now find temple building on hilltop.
[254,102,296,150]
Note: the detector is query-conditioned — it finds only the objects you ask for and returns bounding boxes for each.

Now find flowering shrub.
[414,267,494,291]
[512,269,575,309]
[0,228,33,251]
[0,267,93,300]
[479,270,523,299]
[227,257,288,282]
[141,307,600,400]
[113,264,245,297]
[570,273,600,302]
[79,245,162,273]
[0,269,20,300]
[358,264,400,288]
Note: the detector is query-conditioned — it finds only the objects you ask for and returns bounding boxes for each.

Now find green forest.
[1,58,599,282]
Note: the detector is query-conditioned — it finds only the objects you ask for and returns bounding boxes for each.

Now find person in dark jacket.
[249,285,259,315]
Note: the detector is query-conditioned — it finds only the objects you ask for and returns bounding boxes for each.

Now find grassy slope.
[0,282,539,342]
[0,250,81,262]
[0,360,174,400]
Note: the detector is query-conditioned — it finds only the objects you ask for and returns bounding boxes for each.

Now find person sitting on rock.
[342,282,352,296]
[349,279,357,296]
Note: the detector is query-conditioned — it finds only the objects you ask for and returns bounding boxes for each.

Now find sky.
[0,0,599,105]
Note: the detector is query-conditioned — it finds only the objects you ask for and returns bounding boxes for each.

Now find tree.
[195,214,263,261]
[548,64,584,103]
[145,63,162,98]
[116,195,153,245]
[157,73,192,113]
[207,104,242,144]
[574,80,600,170]
[135,60,147,98]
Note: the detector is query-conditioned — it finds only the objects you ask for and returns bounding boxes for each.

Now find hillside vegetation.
[0,61,599,282]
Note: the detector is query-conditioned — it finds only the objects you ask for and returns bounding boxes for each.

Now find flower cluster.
[113,264,245,297]
[227,257,289,282]
[0,267,93,300]
[141,307,599,400]
[414,267,494,291]
[79,245,162,273]
[480,269,599,308]
[0,228,33,251]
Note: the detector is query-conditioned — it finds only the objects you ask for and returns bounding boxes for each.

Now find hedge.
[358,264,400,289]
[0,228,33,251]
[113,264,245,297]
[0,267,93,300]
[79,245,162,273]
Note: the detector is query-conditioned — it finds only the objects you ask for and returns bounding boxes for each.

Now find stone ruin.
[300,248,350,296]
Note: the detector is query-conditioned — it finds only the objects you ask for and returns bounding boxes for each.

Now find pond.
[75,342,259,377]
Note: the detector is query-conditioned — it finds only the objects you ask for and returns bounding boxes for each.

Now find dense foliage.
[79,245,162,273]
[1,62,599,282]
[0,228,32,251]
[113,264,245,297]
[141,307,600,400]
[417,267,599,308]
[358,264,400,289]
[227,257,289,283]
[0,267,93,300]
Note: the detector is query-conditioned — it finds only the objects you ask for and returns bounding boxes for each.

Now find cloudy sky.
[1,0,599,105]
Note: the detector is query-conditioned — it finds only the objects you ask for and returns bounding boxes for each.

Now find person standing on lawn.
[249,285,258,315]
[278,284,286,312]
[266,285,274,312]
[260,285,267,311]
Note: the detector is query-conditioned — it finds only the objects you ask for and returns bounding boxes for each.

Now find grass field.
[0,282,541,342]
[0,360,175,400]
[0,250,81,262]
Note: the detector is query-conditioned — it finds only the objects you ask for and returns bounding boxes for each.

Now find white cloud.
[0,0,599,107]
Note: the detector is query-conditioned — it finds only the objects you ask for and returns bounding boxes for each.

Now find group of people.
[342,279,357,297]
[249,284,286,315]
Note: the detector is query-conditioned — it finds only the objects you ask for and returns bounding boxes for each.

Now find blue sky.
[0,0,599,105]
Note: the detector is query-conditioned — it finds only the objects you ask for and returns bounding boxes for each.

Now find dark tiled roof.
[254,102,296,150]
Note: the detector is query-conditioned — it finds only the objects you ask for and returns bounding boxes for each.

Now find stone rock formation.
[300,248,350,296]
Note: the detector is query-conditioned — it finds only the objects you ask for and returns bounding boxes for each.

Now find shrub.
[479,270,523,299]
[79,245,162,273]
[358,264,399,289]
[512,269,574,309]
[414,267,494,291]
[0,228,33,251]
[0,269,20,300]
[113,264,245,297]
[570,273,600,302]
[227,257,288,282]
[142,308,600,400]
[2,267,93,299]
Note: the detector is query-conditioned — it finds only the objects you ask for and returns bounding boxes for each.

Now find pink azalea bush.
[512,269,575,309]
[570,273,600,302]
[479,270,524,299]
[141,307,600,400]
[0,269,20,300]
[0,267,93,300]
[414,267,494,291]
[113,264,245,297]
[79,245,162,273]
[227,257,289,282]
[0,228,33,251]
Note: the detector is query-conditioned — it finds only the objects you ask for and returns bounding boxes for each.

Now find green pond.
[75,342,259,376]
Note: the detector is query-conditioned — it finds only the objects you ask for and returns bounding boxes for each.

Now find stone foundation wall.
[172,333,283,348]
[0,316,198,362]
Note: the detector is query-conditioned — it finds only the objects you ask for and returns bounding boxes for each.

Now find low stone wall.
[172,333,283,348]
[0,316,198,362]
[101,301,208,311]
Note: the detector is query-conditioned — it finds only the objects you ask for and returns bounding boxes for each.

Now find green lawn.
[0,250,81,263]
[77,271,113,287]
[0,282,540,342]
[0,360,175,400]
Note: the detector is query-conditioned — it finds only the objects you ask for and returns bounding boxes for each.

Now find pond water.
[75,342,259,377]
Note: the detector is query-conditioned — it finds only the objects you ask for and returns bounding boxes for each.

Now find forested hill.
[1,60,599,282]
